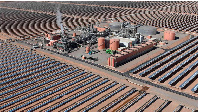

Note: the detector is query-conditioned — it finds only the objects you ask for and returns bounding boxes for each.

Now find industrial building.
[0,1,198,112]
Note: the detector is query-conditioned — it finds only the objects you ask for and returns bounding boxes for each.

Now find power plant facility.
[0,1,198,112]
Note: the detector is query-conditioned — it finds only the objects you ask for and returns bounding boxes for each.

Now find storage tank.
[164,30,175,40]
[98,37,105,50]
[110,39,120,50]
[109,22,123,31]
[137,26,157,36]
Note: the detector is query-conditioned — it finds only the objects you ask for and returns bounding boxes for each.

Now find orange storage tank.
[98,37,105,50]
[110,39,120,50]
[164,30,175,40]
[85,46,90,53]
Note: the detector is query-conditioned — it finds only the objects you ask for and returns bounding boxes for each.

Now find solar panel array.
[0,40,195,111]
[131,36,198,94]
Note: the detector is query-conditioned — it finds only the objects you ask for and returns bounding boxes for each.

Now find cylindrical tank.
[164,30,175,40]
[85,46,90,53]
[137,26,157,36]
[109,22,123,31]
[110,39,120,50]
[98,37,105,50]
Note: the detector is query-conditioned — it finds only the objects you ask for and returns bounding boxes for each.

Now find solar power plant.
[0,1,198,37]
[0,1,198,112]
[132,36,198,95]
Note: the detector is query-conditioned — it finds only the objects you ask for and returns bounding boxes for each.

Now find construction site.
[0,1,198,112]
